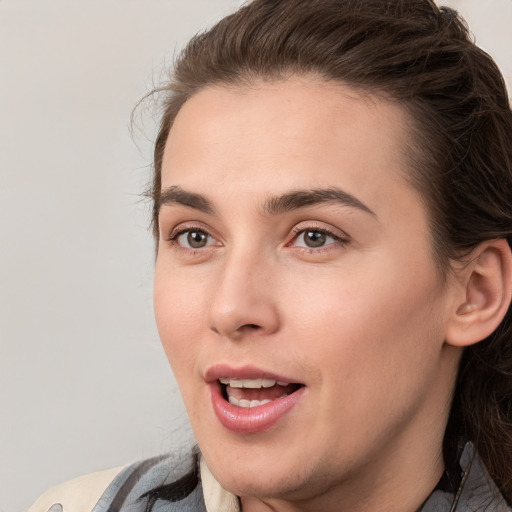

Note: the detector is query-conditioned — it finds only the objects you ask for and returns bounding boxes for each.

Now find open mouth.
[219,377,303,408]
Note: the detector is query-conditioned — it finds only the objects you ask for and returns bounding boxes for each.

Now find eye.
[170,228,217,249]
[291,227,345,249]
[296,230,330,248]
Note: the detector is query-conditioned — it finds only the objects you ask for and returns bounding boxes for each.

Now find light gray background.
[1,1,510,511]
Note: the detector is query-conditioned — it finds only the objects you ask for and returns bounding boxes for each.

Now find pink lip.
[204,364,302,384]
[205,364,305,434]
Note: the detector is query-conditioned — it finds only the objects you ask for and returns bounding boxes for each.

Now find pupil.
[305,231,326,247]
[187,231,207,248]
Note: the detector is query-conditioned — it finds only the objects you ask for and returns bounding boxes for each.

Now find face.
[154,79,460,509]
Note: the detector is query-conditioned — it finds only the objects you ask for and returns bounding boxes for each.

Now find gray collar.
[422,442,511,512]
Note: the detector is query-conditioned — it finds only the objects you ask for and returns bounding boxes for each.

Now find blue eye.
[293,229,339,248]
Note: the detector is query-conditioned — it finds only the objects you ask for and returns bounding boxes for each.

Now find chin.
[203,441,332,503]
[220,468,312,501]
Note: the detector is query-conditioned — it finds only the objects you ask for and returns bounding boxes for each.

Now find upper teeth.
[219,378,288,388]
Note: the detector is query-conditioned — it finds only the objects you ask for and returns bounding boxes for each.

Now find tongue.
[226,383,298,402]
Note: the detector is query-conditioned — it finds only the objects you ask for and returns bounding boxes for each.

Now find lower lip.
[209,383,305,434]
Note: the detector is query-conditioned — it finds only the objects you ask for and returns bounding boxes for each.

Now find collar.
[421,442,510,512]
[200,456,240,512]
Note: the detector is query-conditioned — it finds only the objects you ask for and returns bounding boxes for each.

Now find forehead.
[162,78,416,215]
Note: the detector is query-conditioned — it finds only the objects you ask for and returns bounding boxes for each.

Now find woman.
[30,0,512,511]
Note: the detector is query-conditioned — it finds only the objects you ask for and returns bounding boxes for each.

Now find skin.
[154,78,464,512]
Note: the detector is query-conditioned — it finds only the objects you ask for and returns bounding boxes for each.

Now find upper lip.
[204,364,303,385]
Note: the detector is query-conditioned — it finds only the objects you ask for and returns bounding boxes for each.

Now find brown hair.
[149,0,512,500]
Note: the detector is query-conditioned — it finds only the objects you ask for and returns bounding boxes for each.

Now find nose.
[207,250,280,340]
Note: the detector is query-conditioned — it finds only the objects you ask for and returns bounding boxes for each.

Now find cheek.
[153,266,205,379]
[284,264,448,451]
[283,254,446,383]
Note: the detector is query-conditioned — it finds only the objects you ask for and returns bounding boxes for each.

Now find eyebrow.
[159,186,215,215]
[263,187,375,216]
[158,185,375,217]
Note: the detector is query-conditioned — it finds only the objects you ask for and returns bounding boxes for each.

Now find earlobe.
[445,239,512,348]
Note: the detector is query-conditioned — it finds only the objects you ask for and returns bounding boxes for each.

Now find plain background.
[0,1,510,511]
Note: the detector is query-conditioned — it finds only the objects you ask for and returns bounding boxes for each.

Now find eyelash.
[166,224,349,253]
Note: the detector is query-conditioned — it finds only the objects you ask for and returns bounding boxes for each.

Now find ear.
[445,239,512,347]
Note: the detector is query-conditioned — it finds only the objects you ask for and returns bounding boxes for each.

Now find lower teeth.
[228,396,272,408]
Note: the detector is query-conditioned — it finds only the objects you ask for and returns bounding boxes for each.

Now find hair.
[148,0,512,502]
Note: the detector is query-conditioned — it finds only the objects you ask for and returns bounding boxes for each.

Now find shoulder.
[28,452,206,512]
[28,466,125,512]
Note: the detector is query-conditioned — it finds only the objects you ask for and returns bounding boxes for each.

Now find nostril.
[246,324,261,330]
